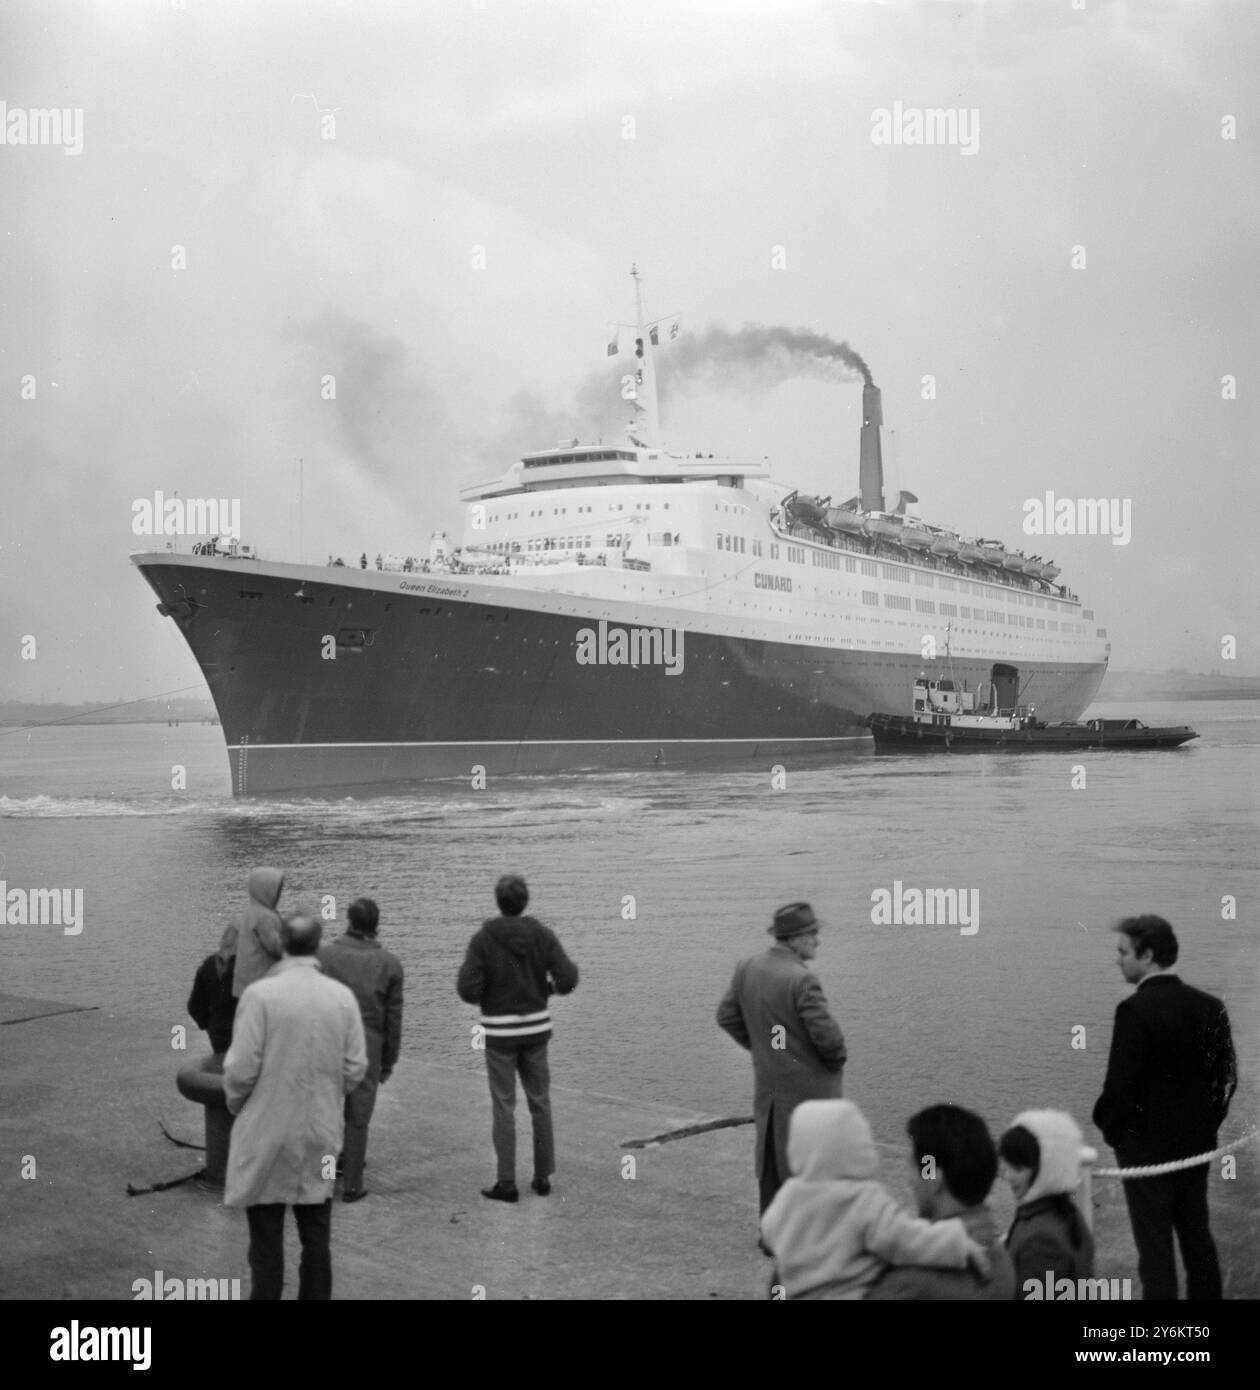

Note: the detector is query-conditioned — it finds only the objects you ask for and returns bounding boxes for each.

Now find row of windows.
[523,449,638,467]
[717,532,747,554]
[518,501,671,520]
[525,536,593,551]
[786,545,806,564]
[819,599,1086,638]
[732,567,1092,632]
[812,550,856,571]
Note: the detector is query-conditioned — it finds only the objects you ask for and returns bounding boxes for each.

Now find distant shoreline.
[1,673,1256,731]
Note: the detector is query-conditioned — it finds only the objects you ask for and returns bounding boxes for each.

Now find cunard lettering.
[574,619,684,675]
[754,573,792,592]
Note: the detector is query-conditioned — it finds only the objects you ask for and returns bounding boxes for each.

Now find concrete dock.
[3,992,1255,1300]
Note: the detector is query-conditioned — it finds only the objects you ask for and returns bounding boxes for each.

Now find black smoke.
[659,324,874,407]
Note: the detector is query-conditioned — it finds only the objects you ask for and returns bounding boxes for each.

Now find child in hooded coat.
[761,1099,990,1299]
[999,1108,1095,1296]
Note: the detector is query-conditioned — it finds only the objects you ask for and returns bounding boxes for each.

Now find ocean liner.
[132,271,1109,794]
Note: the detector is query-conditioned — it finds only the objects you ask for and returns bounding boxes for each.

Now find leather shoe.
[481,1181,519,1203]
[342,1188,368,1203]
[531,1177,551,1196]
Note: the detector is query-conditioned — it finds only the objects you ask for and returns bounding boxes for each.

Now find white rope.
[1091,1126,1260,1179]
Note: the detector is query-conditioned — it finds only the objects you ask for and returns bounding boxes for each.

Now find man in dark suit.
[1092,915,1237,1300]
[717,902,847,1225]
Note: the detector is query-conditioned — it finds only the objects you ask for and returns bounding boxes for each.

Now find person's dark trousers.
[758,1106,783,1215]
[484,1039,554,1184]
[342,1073,380,1193]
[342,1031,383,1193]
[245,1201,333,1300]
[1121,1164,1221,1300]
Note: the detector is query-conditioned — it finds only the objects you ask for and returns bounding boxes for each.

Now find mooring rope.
[1092,1125,1260,1179]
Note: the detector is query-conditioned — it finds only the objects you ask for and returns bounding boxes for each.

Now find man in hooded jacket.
[231,867,285,998]
[187,923,239,1055]
[457,874,579,1202]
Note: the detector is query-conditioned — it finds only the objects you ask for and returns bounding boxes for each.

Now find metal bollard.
[176,1052,234,1189]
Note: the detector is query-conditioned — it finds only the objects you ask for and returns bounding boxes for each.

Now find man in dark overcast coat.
[717,901,847,1229]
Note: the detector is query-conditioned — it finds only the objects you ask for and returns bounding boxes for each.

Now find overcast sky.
[1,0,1257,703]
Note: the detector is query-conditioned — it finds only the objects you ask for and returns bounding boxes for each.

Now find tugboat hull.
[868,714,1198,753]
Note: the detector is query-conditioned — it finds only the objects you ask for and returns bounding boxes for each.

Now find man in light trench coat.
[717,902,847,1239]
[224,912,367,1299]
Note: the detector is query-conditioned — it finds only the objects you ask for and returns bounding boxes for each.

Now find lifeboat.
[825,506,866,534]
[929,531,961,557]
[900,522,934,551]
[977,540,1007,566]
[1021,554,1044,576]
[787,496,828,528]
[1039,559,1061,581]
[864,513,904,542]
[957,539,983,563]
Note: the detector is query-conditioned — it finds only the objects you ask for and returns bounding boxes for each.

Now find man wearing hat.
[717,902,848,1224]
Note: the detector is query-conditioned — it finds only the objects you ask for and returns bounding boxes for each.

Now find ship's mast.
[628,264,661,447]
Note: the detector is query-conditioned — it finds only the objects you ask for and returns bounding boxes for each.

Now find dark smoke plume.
[480,322,875,464]
[659,324,874,407]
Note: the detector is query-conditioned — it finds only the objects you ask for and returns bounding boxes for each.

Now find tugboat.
[868,677,1198,752]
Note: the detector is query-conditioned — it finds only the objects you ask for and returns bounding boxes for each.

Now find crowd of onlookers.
[717,904,1238,1301]
[186,884,1237,1301]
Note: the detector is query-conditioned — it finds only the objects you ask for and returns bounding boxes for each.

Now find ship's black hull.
[868,714,1197,753]
[134,557,1108,794]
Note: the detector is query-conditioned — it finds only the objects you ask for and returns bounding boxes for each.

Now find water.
[2,701,1256,1185]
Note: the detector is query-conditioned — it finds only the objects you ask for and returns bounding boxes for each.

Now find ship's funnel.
[859,383,885,512]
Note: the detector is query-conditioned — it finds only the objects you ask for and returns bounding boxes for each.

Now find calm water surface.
[2,701,1256,1191]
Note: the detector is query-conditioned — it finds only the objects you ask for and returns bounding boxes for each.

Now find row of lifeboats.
[782,496,1061,583]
